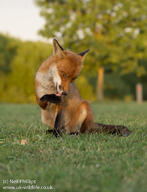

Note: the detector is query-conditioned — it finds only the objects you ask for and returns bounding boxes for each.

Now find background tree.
[0,34,19,102]
[0,34,18,74]
[35,0,147,101]
[0,34,52,103]
[6,41,51,103]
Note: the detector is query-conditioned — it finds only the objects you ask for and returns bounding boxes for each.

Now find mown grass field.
[0,102,147,192]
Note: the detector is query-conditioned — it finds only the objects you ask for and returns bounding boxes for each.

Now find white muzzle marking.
[49,65,62,94]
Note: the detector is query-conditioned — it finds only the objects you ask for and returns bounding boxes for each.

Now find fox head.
[50,39,89,96]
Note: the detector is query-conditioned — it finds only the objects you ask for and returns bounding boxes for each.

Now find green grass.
[0,102,147,192]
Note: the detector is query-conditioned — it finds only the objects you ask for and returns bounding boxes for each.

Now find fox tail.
[89,122,131,137]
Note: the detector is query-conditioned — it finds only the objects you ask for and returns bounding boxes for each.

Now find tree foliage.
[35,0,147,75]
[0,34,51,103]
[0,34,18,74]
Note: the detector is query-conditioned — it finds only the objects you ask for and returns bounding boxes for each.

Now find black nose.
[62,91,67,96]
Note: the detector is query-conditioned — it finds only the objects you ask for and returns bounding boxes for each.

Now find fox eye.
[62,71,67,79]
[72,76,77,81]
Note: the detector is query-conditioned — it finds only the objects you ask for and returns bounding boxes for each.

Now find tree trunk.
[136,83,143,103]
[97,67,104,101]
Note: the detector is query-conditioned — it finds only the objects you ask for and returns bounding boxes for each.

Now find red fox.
[35,39,131,137]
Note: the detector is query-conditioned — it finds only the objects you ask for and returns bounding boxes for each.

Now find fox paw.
[40,94,61,104]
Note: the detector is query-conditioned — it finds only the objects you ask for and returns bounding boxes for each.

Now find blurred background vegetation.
[0,0,147,103]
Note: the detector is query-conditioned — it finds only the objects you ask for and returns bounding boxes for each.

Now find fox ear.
[53,39,65,58]
[78,49,90,61]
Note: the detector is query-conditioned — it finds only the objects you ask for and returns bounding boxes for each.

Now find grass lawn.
[0,102,147,192]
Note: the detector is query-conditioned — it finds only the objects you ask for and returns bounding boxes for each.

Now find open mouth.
[55,92,67,96]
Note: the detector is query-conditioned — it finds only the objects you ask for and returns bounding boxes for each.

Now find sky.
[0,0,45,41]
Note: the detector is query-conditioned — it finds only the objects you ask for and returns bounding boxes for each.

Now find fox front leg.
[45,110,64,137]
[53,108,66,137]
[40,94,64,137]
[53,110,62,137]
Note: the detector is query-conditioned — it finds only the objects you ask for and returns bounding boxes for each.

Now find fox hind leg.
[67,101,94,134]
[67,101,131,136]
